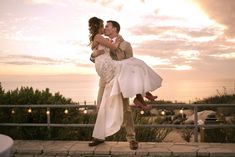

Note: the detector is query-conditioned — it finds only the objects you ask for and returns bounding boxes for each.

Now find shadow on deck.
[12,140,235,157]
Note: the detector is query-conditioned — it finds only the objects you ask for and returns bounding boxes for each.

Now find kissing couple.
[88,17,162,150]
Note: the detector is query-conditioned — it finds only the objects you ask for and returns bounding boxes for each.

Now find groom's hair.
[107,20,120,33]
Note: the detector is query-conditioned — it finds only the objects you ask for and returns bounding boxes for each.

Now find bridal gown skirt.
[92,79,123,140]
[111,57,163,98]
[92,57,162,140]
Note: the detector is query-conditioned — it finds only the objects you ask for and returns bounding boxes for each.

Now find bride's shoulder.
[94,34,104,41]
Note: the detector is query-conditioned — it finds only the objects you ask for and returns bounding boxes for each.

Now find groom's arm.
[115,48,125,60]
[116,41,133,60]
[112,35,125,60]
[123,42,133,58]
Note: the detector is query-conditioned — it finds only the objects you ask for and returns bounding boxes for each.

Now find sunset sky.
[0,0,235,102]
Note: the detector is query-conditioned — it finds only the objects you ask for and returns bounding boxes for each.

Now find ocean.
[1,74,235,103]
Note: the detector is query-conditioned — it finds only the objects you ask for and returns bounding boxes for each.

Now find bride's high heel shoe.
[145,92,158,101]
[133,98,152,110]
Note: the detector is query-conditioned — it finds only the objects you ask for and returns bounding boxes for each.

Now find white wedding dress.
[92,44,162,140]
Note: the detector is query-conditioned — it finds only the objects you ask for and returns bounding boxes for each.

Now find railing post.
[47,107,50,129]
[194,105,198,142]
[47,107,51,139]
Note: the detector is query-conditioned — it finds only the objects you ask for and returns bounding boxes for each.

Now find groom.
[89,20,138,150]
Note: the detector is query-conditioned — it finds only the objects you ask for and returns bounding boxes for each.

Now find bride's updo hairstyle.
[88,17,103,45]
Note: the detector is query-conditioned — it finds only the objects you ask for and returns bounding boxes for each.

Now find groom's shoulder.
[119,40,133,58]
[123,40,131,45]
[120,40,132,48]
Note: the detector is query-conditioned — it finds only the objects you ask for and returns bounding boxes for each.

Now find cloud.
[87,0,123,11]
[194,0,235,37]
[0,54,95,71]
[129,25,221,39]
[133,39,187,56]
[177,50,200,60]
[210,52,235,60]
[24,0,68,7]
[128,21,235,73]
[134,35,235,58]
[130,26,174,36]
[0,55,70,65]
[174,65,192,71]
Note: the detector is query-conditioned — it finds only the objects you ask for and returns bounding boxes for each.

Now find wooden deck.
[11,140,235,157]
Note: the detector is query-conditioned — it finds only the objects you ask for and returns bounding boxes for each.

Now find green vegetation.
[193,93,235,143]
[0,83,234,142]
[0,83,170,141]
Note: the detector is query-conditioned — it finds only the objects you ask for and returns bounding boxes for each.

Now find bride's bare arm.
[94,34,125,60]
[90,42,104,58]
[94,34,118,51]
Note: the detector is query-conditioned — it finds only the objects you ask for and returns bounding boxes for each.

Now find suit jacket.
[110,41,133,60]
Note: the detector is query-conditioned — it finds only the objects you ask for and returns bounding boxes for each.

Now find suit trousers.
[97,78,136,141]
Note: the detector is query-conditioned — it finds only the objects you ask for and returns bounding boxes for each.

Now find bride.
[88,17,162,140]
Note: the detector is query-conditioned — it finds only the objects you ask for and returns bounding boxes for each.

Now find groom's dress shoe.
[88,139,104,146]
[129,140,138,150]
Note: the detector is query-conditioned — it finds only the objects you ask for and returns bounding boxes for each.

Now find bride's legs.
[145,92,158,101]
[136,94,146,104]
[134,94,152,110]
